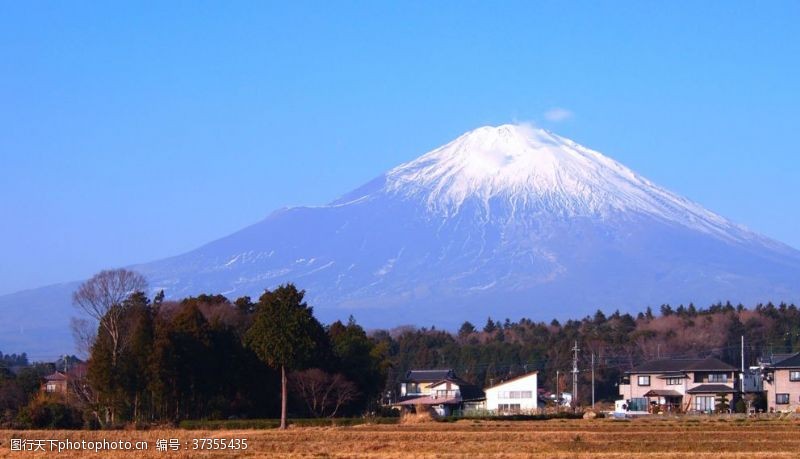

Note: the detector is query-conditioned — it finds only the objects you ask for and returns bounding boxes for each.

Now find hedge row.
[439,412,587,422]
[179,417,400,429]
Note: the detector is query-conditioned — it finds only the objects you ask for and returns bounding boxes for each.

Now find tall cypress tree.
[244,284,325,429]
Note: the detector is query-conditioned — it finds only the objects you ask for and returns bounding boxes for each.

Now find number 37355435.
[191,438,248,450]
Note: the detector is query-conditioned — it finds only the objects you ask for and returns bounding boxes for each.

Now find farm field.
[3,417,800,458]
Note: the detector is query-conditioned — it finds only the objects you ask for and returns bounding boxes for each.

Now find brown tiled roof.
[44,371,68,381]
[395,395,425,403]
[396,395,460,406]
[643,389,682,397]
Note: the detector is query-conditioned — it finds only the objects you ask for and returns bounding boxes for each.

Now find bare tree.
[289,369,359,417]
[70,317,96,358]
[72,269,147,366]
[327,374,359,417]
[67,364,100,426]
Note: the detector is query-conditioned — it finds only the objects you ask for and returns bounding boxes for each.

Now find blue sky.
[1,1,798,296]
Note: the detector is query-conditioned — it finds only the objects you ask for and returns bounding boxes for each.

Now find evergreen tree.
[244,284,325,429]
[327,316,386,415]
[458,321,476,338]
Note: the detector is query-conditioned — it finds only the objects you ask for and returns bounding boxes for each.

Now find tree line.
[2,270,387,429]
[377,301,800,405]
[3,268,800,428]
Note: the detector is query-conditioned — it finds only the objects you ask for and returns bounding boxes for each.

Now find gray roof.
[457,384,486,401]
[403,369,456,383]
[627,357,737,374]
[771,352,800,369]
[687,384,736,394]
[769,353,796,364]
[429,376,486,400]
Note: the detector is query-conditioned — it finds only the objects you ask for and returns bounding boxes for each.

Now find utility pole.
[591,352,595,410]
[741,335,745,372]
[572,341,579,411]
[741,335,745,391]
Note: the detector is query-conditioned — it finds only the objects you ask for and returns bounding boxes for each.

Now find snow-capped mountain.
[356,124,766,242]
[3,124,800,354]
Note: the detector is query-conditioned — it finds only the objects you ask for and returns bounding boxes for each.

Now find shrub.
[735,399,747,414]
[18,396,83,429]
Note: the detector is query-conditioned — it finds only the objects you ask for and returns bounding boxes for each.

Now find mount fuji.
[3,124,800,354]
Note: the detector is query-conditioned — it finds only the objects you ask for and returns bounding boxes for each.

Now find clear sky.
[1,1,798,296]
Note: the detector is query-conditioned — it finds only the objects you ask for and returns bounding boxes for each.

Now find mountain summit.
[3,124,800,354]
[345,124,764,242]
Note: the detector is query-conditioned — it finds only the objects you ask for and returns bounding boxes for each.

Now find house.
[484,371,538,414]
[398,369,456,398]
[762,352,800,412]
[41,371,69,394]
[618,357,740,413]
[40,363,87,397]
[394,369,485,416]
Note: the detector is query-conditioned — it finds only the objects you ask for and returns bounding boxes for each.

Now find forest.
[2,268,800,429]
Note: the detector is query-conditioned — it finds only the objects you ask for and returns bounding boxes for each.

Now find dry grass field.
[3,417,800,458]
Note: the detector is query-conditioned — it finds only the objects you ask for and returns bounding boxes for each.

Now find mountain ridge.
[2,124,799,355]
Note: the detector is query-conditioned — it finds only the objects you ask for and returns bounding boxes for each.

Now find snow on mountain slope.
[355,124,765,245]
[138,123,800,313]
[2,124,800,355]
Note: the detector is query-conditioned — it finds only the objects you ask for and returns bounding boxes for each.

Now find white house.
[484,371,538,414]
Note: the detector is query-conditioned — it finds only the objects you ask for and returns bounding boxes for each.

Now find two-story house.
[619,357,740,413]
[484,371,539,414]
[398,369,456,399]
[394,369,485,416]
[762,352,800,412]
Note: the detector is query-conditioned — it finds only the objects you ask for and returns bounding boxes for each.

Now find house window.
[498,391,533,399]
[790,371,800,382]
[637,376,650,386]
[498,404,521,413]
[776,393,790,405]
[708,373,728,383]
[694,396,715,412]
[666,377,682,385]
[404,383,420,394]
[45,383,56,393]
